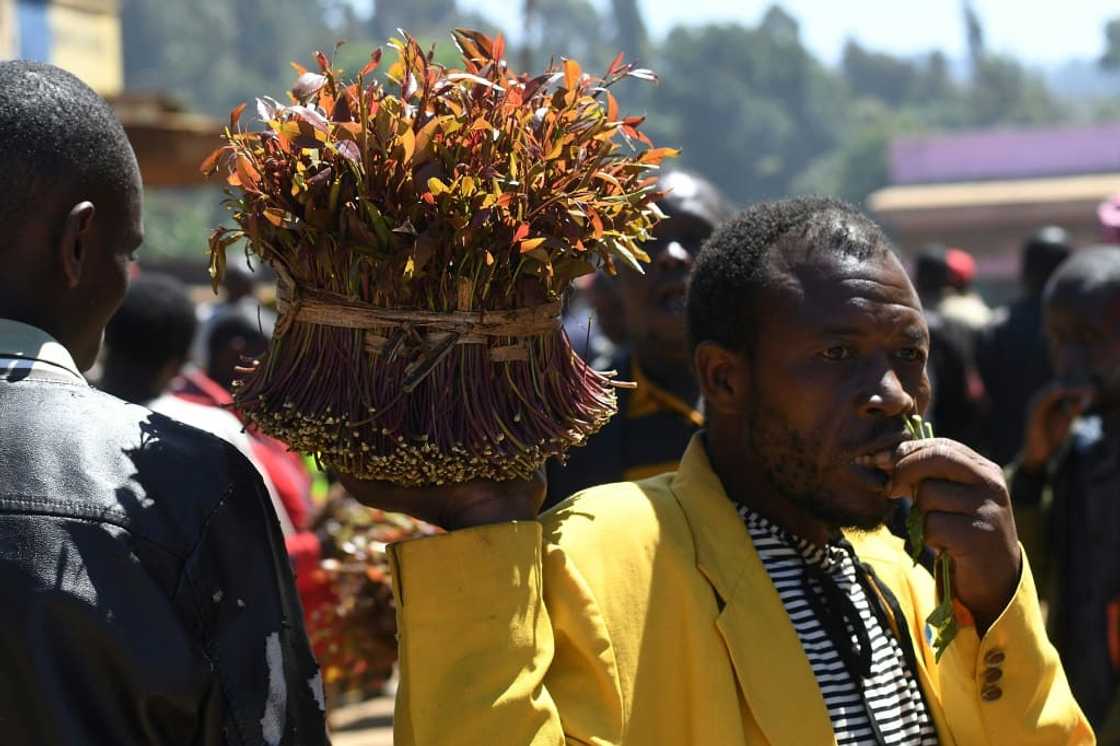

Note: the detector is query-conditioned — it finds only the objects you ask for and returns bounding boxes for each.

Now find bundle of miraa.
[203,29,674,485]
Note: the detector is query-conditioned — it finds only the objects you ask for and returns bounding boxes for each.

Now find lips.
[849,432,911,470]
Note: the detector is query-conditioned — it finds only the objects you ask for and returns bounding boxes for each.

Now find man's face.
[616,212,713,362]
[1045,287,1120,412]
[71,175,144,371]
[743,248,931,531]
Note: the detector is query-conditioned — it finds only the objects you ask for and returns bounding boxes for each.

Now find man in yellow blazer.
[345,198,1093,745]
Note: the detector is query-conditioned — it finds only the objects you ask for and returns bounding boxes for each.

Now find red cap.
[945,248,976,288]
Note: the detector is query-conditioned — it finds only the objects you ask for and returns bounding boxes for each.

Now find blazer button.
[984,649,1006,665]
[981,685,1003,702]
[983,667,1003,684]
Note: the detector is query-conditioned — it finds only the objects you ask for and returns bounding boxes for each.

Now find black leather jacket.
[0,364,329,745]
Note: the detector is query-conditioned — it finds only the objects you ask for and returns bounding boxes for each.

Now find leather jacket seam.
[174,485,251,746]
[0,495,187,561]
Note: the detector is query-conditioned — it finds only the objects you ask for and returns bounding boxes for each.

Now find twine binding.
[274,274,562,364]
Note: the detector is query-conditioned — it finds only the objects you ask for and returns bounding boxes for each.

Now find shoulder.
[0,384,262,548]
[541,473,690,564]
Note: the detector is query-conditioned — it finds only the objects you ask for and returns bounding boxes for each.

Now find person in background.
[911,246,984,444]
[0,60,326,744]
[940,246,993,331]
[190,262,277,369]
[977,226,1073,465]
[1009,246,1120,736]
[545,169,733,505]
[101,273,294,535]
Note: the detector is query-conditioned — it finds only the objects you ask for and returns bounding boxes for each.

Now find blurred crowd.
[85,170,1120,731]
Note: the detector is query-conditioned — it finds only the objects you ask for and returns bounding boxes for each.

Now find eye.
[821,345,852,361]
[896,347,925,363]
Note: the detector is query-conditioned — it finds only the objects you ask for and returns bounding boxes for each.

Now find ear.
[693,341,749,416]
[58,202,97,289]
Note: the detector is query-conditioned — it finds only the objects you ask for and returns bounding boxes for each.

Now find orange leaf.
[519,237,547,253]
[513,223,530,243]
[622,115,645,127]
[199,145,226,174]
[235,156,260,189]
[492,33,505,63]
[608,51,626,77]
[263,208,286,226]
[229,102,247,131]
[290,61,308,75]
[399,127,416,164]
[589,210,605,238]
[639,147,681,165]
[360,48,383,77]
[484,250,495,266]
[564,59,582,91]
[606,93,619,122]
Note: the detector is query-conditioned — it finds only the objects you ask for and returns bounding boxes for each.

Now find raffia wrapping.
[232,275,620,485]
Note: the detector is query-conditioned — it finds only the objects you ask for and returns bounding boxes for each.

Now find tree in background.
[1103,18,1120,70]
[121,0,1106,260]
[611,0,647,62]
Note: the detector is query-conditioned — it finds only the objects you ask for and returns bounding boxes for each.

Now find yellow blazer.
[388,435,1093,745]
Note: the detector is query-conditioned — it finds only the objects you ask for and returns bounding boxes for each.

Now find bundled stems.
[905,415,959,661]
[203,29,674,485]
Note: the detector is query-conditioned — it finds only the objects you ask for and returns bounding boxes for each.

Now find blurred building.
[0,0,219,187]
[869,123,1120,298]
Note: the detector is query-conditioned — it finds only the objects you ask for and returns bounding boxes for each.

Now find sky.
[440,0,1117,66]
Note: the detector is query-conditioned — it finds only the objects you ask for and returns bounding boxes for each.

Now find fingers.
[1034,382,1093,419]
[860,438,1008,508]
[912,478,986,515]
[921,508,1013,560]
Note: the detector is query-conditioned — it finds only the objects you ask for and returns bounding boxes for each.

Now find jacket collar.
[0,319,86,383]
[669,433,835,745]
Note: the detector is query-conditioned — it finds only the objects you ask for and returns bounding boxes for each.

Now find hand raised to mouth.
[858,425,1021,644]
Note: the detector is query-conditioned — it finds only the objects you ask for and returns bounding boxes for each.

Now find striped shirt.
[740,506,938,746]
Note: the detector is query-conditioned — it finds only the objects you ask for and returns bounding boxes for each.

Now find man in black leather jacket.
[0,61,329,744]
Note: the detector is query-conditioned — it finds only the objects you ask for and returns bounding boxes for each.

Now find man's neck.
[100,369,162,406]
[705,428,832,547]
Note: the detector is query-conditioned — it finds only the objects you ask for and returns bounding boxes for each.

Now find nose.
[653,241,693,273]
[859,366,915,419]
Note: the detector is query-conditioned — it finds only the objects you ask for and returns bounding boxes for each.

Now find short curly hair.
[687,197,891,353]
[0,61,138,237]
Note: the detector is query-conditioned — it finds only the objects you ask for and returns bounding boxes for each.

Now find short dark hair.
[687,196,891,353]
[1044,246,1120,303]
[206,313,268,362]
[1023,225,1072,296]
[105,274,197,375]
[0,61,138,236]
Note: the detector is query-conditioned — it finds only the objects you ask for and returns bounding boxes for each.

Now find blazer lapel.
[670,435,835,746]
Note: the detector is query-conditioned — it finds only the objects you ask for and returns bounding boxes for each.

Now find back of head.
[0,61,138,252]
[0,62,142,370]
[105,273,197,378]
[206,312,269,390]
[913,245,950,298]
[1044,246,1120,306]
[1023,225,1072,297]
[688,196,891,354]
